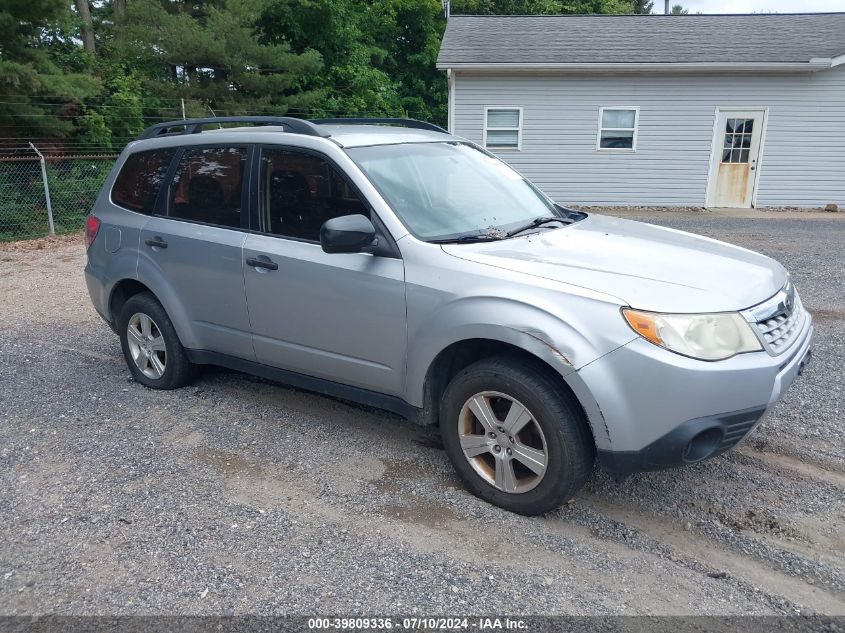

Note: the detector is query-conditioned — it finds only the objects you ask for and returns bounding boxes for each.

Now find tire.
[440,355,595,516]
[118,292,198,390]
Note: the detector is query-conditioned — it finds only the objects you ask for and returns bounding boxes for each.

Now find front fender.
[405,293,631,404]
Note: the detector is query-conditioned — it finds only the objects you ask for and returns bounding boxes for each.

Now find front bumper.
[579,311,813,476]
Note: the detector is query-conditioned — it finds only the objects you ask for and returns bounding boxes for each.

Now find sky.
[674,0,844,12]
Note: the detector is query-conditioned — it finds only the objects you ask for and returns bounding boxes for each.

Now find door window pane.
[721,119,753,163]
[111,149,175,214]
[168,146,247,228]
[261,149,368,241]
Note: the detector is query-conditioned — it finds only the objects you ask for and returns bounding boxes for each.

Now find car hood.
[441,214,787,313]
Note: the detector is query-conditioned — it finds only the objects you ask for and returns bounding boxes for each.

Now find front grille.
[755,295,805,355]
[743,281,806,356]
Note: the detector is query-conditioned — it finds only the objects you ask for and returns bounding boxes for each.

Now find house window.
[484,107,522,150]
[597,107,639,150]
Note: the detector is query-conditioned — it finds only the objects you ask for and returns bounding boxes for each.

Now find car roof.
[199,123,456,148]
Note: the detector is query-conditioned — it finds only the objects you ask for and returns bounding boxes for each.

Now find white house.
[437,13,845,208]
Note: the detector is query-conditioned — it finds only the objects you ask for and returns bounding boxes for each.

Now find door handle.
[145,237,168,249]
[246,256,278,271]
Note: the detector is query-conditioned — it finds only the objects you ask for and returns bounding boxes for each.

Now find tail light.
[85,215,101,249]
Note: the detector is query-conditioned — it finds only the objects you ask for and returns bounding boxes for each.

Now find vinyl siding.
[451,68,845,207]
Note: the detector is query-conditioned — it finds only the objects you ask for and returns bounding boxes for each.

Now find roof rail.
[311,118,449,134]
[137,116,331,140]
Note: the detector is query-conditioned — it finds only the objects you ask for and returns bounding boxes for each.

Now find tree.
[670,4,688,14]
[258,0,446,123]
[0,0,100,137]
[74,0,96,53]
[109,0,325,118]
[632,0,653,13]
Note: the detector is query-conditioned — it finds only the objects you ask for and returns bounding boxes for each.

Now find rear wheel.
[440,356,594,515]
[118,292,197,389]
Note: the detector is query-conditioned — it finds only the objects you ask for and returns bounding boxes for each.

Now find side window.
[168,146,247,228]
[597,107,639,150]
[260,149,368,241]
[484,107,522,150]
[111,149,175,213]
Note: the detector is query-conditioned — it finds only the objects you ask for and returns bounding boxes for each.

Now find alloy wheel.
[126,312,167,380]
[457,391,548,494]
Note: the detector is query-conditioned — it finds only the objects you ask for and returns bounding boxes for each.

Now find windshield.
[347,142,566,241]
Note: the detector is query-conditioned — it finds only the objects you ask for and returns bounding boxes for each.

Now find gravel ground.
[0,210,843,616]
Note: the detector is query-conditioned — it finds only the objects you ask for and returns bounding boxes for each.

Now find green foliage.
[0,0,100,136]
[0,158,113,240]
[77,109,112,148]
[1,0,640,144]
[110,0,325,117]
[258,0,446,123]
[101,73,146,144]
[46,159,114,233]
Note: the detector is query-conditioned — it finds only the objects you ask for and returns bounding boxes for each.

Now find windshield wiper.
[430,234,505,244]
[506,216,567,238]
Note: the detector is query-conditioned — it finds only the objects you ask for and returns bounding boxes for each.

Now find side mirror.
[320,214,377,254]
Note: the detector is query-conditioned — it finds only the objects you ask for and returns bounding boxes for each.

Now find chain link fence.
[0,149,117,242]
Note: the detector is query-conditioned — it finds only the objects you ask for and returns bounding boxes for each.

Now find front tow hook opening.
[798,349,812,376]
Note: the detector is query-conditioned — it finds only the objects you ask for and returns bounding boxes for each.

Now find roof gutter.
[811,53,845,68]
[437,60,835,72]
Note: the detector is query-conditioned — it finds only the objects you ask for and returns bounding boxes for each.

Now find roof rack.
[137,116,330,140]
[312,118,449,134]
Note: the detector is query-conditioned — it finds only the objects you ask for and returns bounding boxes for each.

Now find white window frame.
[596,106,639,152]
[483,106,523,151]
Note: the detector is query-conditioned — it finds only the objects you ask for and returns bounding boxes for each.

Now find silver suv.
[85,117,813,515]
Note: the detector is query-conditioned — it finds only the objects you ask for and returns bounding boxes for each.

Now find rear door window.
[167,146,248,229]
[111,149,176,213]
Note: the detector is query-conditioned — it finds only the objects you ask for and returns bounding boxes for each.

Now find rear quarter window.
[111,149,176,213]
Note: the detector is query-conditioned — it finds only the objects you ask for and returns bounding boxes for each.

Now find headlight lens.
[622,308,762,361]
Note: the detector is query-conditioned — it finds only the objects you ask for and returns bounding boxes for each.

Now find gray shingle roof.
[437,13,845,67]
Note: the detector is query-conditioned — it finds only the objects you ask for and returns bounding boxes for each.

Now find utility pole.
[665,0,670,14]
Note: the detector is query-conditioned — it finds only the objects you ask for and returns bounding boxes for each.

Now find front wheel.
[440,356,595,515]
[118,292,197,390]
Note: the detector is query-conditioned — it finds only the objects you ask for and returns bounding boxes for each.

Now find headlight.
[622,308,762,361]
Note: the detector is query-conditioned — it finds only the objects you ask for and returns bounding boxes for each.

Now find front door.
[707,110,765,208]
[242,146,407,397]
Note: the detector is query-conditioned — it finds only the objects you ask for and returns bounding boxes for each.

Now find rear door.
[138,144,255,360]
[242,146,406,396]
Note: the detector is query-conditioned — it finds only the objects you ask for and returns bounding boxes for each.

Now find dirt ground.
[1,210,843,616]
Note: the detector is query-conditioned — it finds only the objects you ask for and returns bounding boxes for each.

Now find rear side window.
[111,149,175,213]
[167,146,248,229]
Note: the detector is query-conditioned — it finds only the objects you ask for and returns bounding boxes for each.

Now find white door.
[707,110,765,208]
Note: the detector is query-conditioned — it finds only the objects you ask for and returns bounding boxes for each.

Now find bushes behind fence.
[0,156,116,242]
